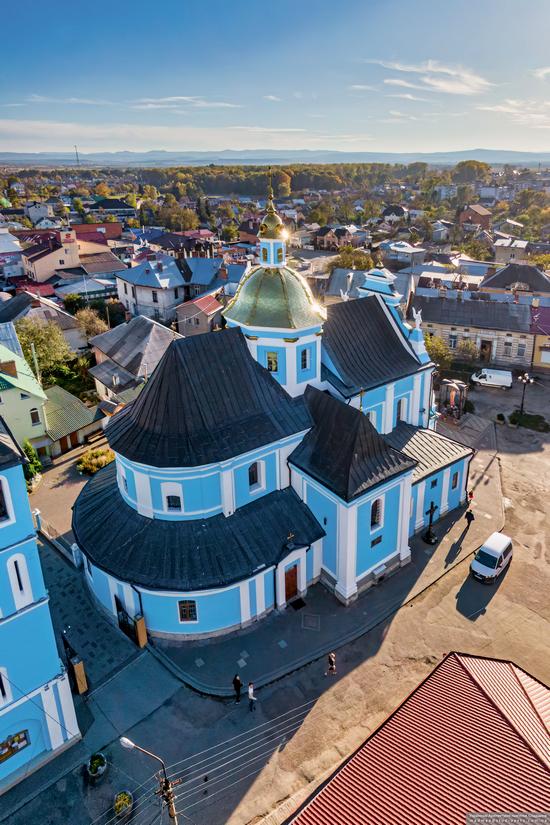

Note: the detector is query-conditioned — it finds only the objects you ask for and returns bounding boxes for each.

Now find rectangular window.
[59,259,65,265]
[174,287,179,299]
[131,286,136,299]
[153,308,160,321]
[124,283,127,294]
[152,291,158,303]
[371,535,382,547]
[430,479,437,489]
[517,343,526,358]
[166,495,182,511]
[178,600,197,622]
[267,352,278,372]
[277,247,283,263]
[452,472,458,490]
[449,334,457,350]
[504,340,512,357]
[300,349,310,371]
[248,462,259,488]
[261,247,268,262]
[30,409,40,426]
[13,560,23,592]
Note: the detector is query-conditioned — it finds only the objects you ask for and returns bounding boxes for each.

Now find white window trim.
[370,496,385,533]
[178,598,199,624]
[396,396,408,423]
[300,347,311,371]
[0,476,16,529]
[0,667,13,707]
[248,460,266,495]
[7,553,33,610]
[161,481,184,513]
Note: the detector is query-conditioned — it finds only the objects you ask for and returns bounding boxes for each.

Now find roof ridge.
[455,653,550,771]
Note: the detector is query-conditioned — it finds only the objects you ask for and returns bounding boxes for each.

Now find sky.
[2,0,550,154]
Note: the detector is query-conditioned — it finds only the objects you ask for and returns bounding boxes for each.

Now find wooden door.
[285,565,298,602]
[70,432,79,448]
[60,436,69,453]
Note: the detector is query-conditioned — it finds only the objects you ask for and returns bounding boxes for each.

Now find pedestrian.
[248,682,257,712]
[325,651,336,676]
[465,509,475,529]
[232,673,242,704]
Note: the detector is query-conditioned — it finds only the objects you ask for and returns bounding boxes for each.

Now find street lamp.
[120,737,179,822]
[517,372,534,417]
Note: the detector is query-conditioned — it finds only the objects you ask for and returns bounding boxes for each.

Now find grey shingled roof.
[180,257,224,286]
[105,327,311,468]
[118,254,185,289]
[481,263,550,292]
[44,385,100,442]
[289,386,416,502]
[411,295,531,333]
[89,358,140,394]
[322,296,420,397]
[90,315,181,379]
[385,423,472,483]
[326,268,367,299]
[0,292,33,323]
[72,463,324,590]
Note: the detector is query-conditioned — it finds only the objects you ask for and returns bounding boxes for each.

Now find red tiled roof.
[10,278,56,297]
[75,231,109,246]
[290,653,550,825]
[189,294,222,314]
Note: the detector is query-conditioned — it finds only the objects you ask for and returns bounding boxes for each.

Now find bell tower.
[258,169,287,268]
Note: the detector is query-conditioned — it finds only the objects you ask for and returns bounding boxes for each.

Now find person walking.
[325,651,336,676]
[465,509,475,529]
[232,673,242,704]
[248,682,257,712]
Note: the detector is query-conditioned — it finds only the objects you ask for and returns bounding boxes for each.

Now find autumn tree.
[75,308,109,339]
[15,317,73,378]
[329,245,373,273]
[424,335,452,370]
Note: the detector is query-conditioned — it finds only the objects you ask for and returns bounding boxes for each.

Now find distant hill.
[1,148,550,168]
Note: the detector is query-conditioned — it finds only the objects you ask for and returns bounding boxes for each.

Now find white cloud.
[27,94,112,105]
[225,126,306,133]
[349,84,376,92]
[132,96,241,109]
[477,98,550,128]
[371,59,492,95]
[388,93,428,102]
[533,67,550,80]
[263,95,282,102]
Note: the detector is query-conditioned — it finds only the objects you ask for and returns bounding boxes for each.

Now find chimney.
[0,360,17,378]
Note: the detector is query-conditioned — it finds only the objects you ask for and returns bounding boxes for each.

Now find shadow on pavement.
[455,564,509,621]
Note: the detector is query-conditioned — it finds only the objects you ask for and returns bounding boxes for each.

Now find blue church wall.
[296,341,317,383]
[303,482,338,577]
[139,585,242,635]
[411,457,468,533]
[393,374,415,428]
[85,562,114,613]
[356,482,402,577]
[447,459,467,512]
[234,449,278,509]
[0,537,47,617]
[264,570,275,610]
[0,700,49,785]
[0,466,36,548]
[236,324,322,340]
[248,578,257,617]
[257,345,287,386]
[423,472,443,523]
[0,603,61,697]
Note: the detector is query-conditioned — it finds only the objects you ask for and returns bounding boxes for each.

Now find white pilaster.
[239,580,251,623]
[221,468,235,516]
[422,372,432,428]
[397,474,413,563]
[411,373,422,426]
[415,481,426,531]
[122,583,135,616]
[383,383,395,433]
[441,468,450,515]
[255,573,266,616]
[279,442,296,489]
[57,675,79,740]
[312,539,322,579]
[290,467,304,500]
[134,471,153,518]
[41,685,64,750]
[335,504,358,602]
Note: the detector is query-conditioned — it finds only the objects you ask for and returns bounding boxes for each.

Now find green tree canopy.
[75,308,109,339]
[15,317,73,378]
[424,334,452,370]
[329,245,373,272]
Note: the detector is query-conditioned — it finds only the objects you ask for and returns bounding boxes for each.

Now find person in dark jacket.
[233,673,243,704]
[465,509,475,529]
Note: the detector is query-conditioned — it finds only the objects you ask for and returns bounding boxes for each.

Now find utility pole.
[120,737,181,823]
[30,342,41,385]
[74,145,80,167]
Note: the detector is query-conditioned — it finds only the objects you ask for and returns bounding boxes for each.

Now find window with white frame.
[0,668,13,707]
[449,333,457,350]
[178,600,197,622]
[504,337,513,357]
[161,482,184,514]
[396,398,407,422]
[248,460,265,493]
[30,408,40,426]
[370,497,383,530]
[452,471,459,490]
[517,339,526,358]
[0,484,8,522]
[300,348,310,371]
[7,553,33,610]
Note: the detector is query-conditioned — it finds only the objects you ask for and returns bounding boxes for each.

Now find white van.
[470,532,513,584]
[471,369,513,389]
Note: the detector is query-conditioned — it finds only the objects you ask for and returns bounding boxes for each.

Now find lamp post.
[120,737,180,822]
[517,372,534,417]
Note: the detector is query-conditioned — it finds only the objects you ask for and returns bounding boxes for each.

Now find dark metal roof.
[322,296,420,397]
[411,295,532,333]
[0,416,26,469]
[385,422,472,483]
[289,386,416,502]
[0,292,33,323]
[106,327,311,468]
[72,463,324,591]
[90,315,181,379]
[180,257,224,286]
[481,263,550,292]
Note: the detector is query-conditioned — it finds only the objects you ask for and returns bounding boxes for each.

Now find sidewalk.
[153,441,503,696]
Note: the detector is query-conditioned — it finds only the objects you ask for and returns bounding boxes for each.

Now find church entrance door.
[285,564,298,602]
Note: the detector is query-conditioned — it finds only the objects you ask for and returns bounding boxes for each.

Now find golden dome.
[258,189,284,239]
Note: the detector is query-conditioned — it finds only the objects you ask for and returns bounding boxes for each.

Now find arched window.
[261,247,268,262]
[248,462,259,488]
[370,498,383,530]
[396,398,406,422]
[248,460,265,493]
[276,247,283,263]
[7,553,33,610]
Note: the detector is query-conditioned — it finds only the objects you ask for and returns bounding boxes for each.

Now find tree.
[221,224,238,242]
[456,338,479,363]
[94,182,110,197]
[15,317,73,378]
[452,161,491,184]
[329,245,373,273]
[22,439,42,486]
[63,293,85,314]
[530,253,550,271]
[75,308,108,339]
[460,239,493,261]
[125,192,137,208]
[424,334,452,370]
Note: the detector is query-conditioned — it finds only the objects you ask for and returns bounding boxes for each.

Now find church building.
[72,188,473,639]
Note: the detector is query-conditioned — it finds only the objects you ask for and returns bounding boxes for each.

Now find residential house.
[411,294,534,366]
[0,343,47,448]
[381,204,408,224]
[530,304,550,371]
[238,218,261,244]
[287,653,550,824]
[380,240,426,269]
[433,184,457,201]
[323,268,368,306]
[89,314,181,401]
[71,221,123,241]
[0,292,87,352]
[0,228,23,280]
[179,256,227,301]
[479,262,550,300]
[314,225,360,250]
[176,293,223,335]
[21,230,80,283]
[458,204,491,230]
[493,237,529,265]
[85,198,136,221]
[431,220,454,243]
[43,385,103,456]
[117,252,184,322]
[24,201,54,225]
[494,218,524,235]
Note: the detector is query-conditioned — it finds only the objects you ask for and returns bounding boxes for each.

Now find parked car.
[471,369,513,389]
[470,532,513,583]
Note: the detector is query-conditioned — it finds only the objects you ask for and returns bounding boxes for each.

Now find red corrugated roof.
[189,294,222,314]
[290,653,550,825]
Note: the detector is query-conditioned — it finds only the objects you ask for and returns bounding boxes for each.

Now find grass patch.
[508,410,550,432]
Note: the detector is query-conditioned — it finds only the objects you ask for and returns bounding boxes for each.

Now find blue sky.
[2,0,550,153]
